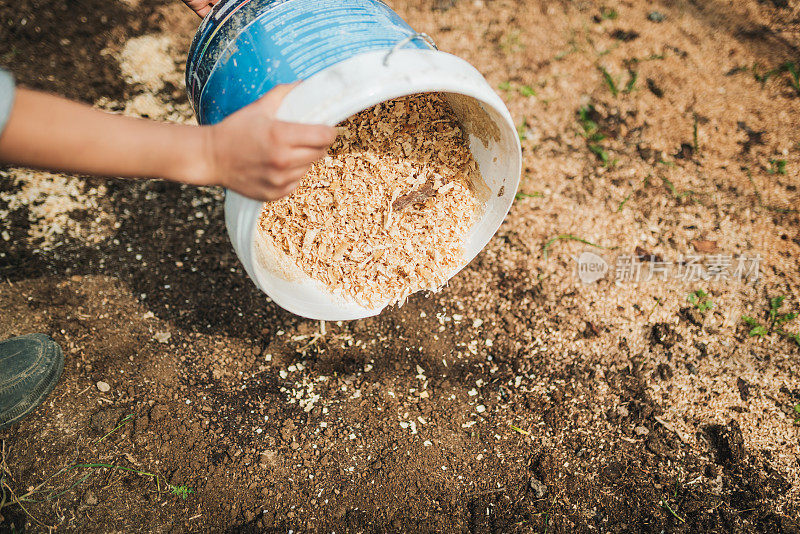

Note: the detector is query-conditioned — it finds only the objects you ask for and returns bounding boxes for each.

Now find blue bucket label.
[186,0,429,125]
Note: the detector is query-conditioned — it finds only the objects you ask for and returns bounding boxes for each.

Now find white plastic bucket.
[188,2,522,320]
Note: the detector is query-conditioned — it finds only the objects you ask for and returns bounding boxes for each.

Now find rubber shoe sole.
[0,333,64,431]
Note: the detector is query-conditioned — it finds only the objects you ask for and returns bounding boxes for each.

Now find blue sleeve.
[0,69,16,136]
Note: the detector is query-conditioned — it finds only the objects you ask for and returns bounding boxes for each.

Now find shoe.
[0,334,64,431]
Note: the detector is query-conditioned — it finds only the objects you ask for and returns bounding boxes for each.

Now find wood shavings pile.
[0,169,115,249]
[258,93,481,307]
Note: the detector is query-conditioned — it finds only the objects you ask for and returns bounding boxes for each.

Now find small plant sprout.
[687,289,713,312]
[600,6,618,20]
[741,296,800,346]
[767,159,787,175]
[577,105,613,166]
[793,404,800,425]
[517,119,530,141]
[597,66,637,96]
[515,191,544,200]
[498,82,537,98]
[742,316,768,338]
[169,484,194,500]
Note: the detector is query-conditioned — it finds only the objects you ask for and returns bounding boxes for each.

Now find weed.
[598,65,619,96]
[169,484,195,500]
[578,105,614,166]
[688,289,713,312]
[661,176,693,200]
[624,70,638,93]
[508,424,530,436]
[499,82,536,98]
[589,143,610,165]
[616,192,632,212]
[500,30,524,53]
[767,159,787,175]
[598,66,637,95]
[793,404,800,425]
[515,191,544,200]
[517,119,529,141]
[600,6,618,20]
[742,316,769,337]
[745,168,798,213]
[543,234,613,260]
[783,61,800,95]
[741,296,800,346]
[659,499,685,523]
[95,414,134,443]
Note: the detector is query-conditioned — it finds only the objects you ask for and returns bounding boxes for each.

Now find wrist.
[162,124,219,187]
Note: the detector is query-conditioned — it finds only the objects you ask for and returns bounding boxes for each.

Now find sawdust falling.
[258,94,481,307]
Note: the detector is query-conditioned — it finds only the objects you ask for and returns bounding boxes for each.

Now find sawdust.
[0,169,116,249]
[118,34,182,92]
[258,94,481,307]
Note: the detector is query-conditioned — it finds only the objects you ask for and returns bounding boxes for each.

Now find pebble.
[96,381,110,393]
[83,491,98,506]
[635,425,650,436]
[529,477,547,499]
[154,332,171,344]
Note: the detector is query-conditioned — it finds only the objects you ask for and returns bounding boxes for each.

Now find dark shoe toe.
[0,333,64,430]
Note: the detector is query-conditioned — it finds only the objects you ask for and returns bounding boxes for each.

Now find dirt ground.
[1,0,800,532]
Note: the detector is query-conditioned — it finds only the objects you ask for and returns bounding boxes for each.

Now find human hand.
[182,0,218,17]
[198,84,338,201]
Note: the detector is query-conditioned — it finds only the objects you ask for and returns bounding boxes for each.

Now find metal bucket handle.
[383,32,438,66]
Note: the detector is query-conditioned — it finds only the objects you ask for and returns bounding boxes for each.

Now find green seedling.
[659,499,685,523]
[598,65,619,96]
[600,6,618,19]
[688,289,713,312]
[578,105,614,166]
[515,191,544,200]
[598,66,637,96]
[742,316,768,337]
[543,234,613,260]
[508,423,530,436]
[793,404,800,425]
[616,192,632,212]
[753,63,781,84]
[741,296,800,346]
[782,61,800,95]
[499,82,536,98]
[767,159,787,175]
[169,484,194,500]
[517,119,529,141]
[589,143,610,165]
[95,414,134,443]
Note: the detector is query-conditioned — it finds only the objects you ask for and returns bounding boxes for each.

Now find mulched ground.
[1,0,799,532]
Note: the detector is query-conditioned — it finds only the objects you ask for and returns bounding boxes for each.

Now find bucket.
[186,0,522,321]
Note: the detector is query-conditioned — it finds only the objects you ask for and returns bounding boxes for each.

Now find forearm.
[0,88,212,185]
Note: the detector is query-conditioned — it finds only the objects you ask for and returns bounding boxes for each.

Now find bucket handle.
[383,33,438,66]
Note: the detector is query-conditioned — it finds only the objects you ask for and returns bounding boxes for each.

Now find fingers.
[256,83,301,114]
[276,121,338,148]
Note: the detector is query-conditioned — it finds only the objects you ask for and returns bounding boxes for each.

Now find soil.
[1,0,800,532]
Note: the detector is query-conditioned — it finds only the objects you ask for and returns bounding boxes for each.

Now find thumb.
[255,82,301,115]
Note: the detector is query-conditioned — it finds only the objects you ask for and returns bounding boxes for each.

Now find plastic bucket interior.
[187,0,522,321]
